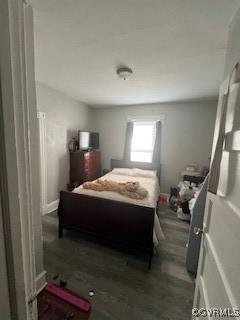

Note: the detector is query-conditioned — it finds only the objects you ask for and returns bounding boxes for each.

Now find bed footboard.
[58,191,154,268]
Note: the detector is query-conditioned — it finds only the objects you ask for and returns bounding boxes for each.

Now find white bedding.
[73,171,165,246]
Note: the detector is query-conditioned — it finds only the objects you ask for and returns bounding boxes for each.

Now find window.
[130,121,156,163]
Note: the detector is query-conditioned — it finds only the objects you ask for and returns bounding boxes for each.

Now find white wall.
[36,82,94,203]
[224,7,240,76]
[94,101,217,193]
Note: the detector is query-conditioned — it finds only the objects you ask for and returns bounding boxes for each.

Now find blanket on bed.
[82,179,148,200]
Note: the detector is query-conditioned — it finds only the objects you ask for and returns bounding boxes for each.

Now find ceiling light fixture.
[116,66,133,80]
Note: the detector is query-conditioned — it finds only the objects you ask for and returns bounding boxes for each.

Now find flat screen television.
[78,131,99,150]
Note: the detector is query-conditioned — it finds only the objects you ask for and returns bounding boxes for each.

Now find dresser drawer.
[70,151,101,184]
[84,168,98,179]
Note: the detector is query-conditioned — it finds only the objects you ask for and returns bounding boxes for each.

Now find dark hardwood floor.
[42,206,194,320]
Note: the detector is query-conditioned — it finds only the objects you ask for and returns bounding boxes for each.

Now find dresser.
[69,150,101,187]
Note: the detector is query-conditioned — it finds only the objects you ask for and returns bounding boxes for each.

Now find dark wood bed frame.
[58,159,161,269]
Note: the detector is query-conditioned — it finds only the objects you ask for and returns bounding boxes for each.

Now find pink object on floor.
[45,284,91,312]
[159,195,168,206]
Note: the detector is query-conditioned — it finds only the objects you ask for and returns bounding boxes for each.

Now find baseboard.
[35,270,47,294]
[42,199,59,215]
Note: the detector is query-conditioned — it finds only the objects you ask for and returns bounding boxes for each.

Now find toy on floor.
[159,195,169,206]
[37,283,91,320]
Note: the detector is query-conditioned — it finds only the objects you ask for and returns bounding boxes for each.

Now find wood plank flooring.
[42,206,195,320]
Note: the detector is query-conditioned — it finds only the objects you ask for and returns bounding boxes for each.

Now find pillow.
[132,168,157,178]
[111,168,133,176]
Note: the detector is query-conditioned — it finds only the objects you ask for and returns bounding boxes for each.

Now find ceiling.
[31,0,240,107]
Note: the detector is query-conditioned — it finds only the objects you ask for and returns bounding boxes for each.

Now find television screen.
[78,131,99,150]
[90,132,99,149]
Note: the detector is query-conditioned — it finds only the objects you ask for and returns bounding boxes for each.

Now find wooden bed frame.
[58,159,161,269]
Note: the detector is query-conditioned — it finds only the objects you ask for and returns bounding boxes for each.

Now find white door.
[192,71,240,318]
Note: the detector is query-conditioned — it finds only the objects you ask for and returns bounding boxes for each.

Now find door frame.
[37,111,48,215]
[0,0,40,318]
[0,82,12,320]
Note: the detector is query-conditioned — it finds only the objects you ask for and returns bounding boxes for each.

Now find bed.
[58,159,164,269]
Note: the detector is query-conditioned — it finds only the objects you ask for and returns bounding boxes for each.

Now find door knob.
[194,227,204,235]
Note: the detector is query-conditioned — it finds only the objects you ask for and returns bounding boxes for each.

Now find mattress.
[73,171,165,246]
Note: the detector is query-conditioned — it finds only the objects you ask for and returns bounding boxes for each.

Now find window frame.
[130,121,157,163]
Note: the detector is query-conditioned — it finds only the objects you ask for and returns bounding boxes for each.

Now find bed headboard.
[111,159,161,179]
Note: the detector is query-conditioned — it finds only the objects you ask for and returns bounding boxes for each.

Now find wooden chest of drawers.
[70,150,101,186]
